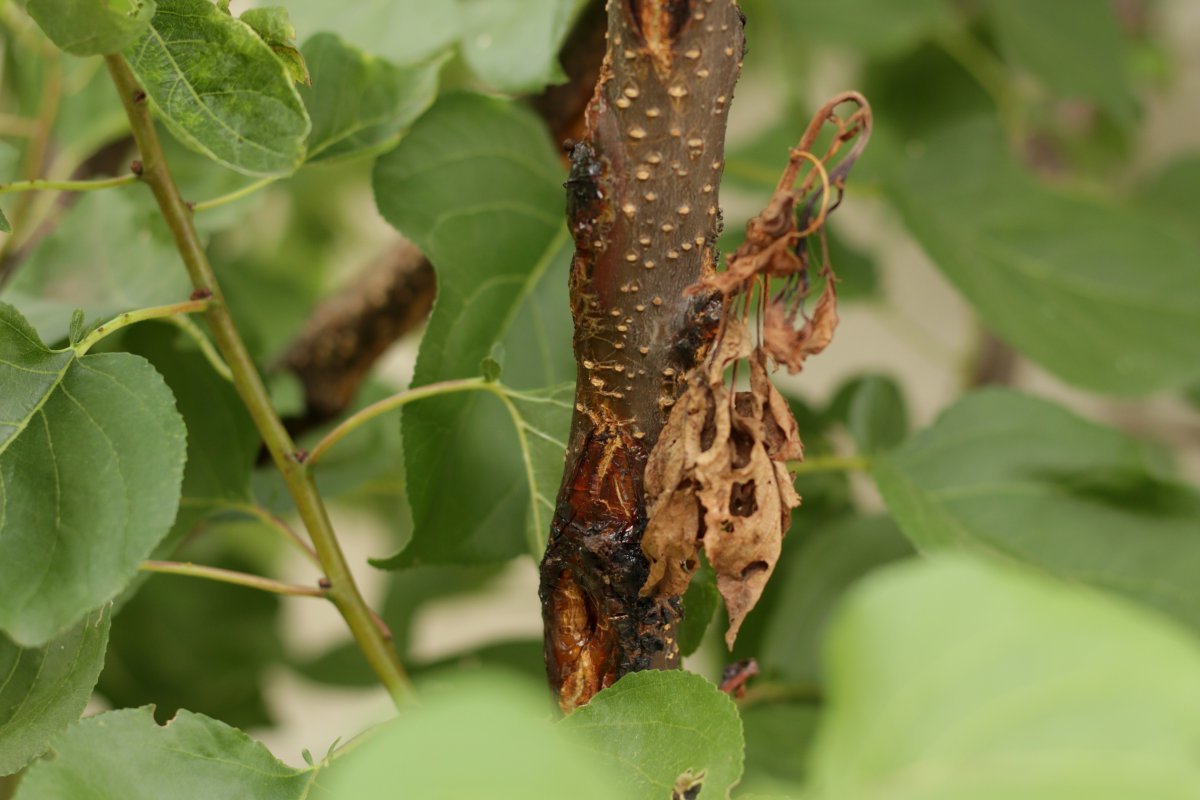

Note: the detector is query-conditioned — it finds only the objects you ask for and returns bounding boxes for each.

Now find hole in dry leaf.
[741,560,769,579]
[730,480,757,516]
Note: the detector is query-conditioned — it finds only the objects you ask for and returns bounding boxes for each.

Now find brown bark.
[539,0,745,712]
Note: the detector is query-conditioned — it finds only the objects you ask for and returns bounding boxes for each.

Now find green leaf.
[2,191,191,343]
[884,118,1200,394]
[763,0,951,55]
[874,389,1200,634]
[760,516,913,685]
[1138,155,1200,245]
[319,672,622,799]
[679,557,717,657]
[457,0,584,93]
[371,382,574,568]
[0,607,110,776]
[26,0,156,56]
[0,303,186,645]
[561,670,745,800]
[373,93,571,567]
[827,375,908,454]
[981,0,1136,123]
[0,206,9,234]
[299,33,443,163]
[126,0,311,177]
[240,7,309,85]
[283,0,459,66]
[806,556,1200,798]
[15,707,313,798]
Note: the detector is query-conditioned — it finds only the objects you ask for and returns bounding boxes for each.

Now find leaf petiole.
[191,176,279,212]
[139,560,328,598]
[73,298,212,355]
[0,173,140,196]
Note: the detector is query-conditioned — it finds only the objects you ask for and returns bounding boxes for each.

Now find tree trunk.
[540,0,745,712]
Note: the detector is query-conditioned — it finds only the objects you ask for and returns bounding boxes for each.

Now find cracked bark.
[539,0,744,712]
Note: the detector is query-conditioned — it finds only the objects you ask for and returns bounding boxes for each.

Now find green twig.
[191,176,278,212]
[165,314,234,381]
[787,454,872,475]
[0,173,140,196]
[229,502,322,568]
[106,54,412,705]
[140,560,328,598]
[737,681,824,709]
[74,298,211,354]
[307,377,492,466]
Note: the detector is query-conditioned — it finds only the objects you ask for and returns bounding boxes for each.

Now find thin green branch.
[229,502,322,568]
[74,298,211,354]
[165,314,234,381]
[140,560,328,598]
[736,681,824,709]
[307,377,492,466]
[787,454,872,475]
[191,176,278,212]
[106,54,412,705]
[0,173,140,196]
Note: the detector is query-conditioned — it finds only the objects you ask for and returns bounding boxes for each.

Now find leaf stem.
[191,176,278,212]
[165,314,234,382]
[306,377,492,466]
[229,502,322,568]
[106,54,412,705]
[736,681,823,709]
[74,298,211,355]
[140,560,328,598]
[787,454,872,475]
[0,173,140,196]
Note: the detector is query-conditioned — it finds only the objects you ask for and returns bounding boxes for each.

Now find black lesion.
[669,290,722,370]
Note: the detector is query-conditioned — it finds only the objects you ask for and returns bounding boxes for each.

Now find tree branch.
[104,54,412,705]
[539,0,745,712]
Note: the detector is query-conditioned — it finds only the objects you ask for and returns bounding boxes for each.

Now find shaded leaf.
[26,0,156,56]
[0,607,110,776]
[806,556,1200,798]
[97,533,282,730]
[827,374,908,454]
[15,707,313,798]
[458,0,584,93]
[373,93,571,567]
[0,303,185,646]
[739,702,819,797]
[678,557,718,657]
[885,118,1200,393]
[760,515,913,685]
[874,389,1200,634]
[767,0,950,55]
[318,672,621,799]
[0,206,9,234]
[981,0,1136,123]
[126,0,311,176]
[299,33,443,163]
[2,192,191,344]
[561,670,744,800]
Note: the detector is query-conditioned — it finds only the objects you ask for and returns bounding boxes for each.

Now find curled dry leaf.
[641,93,871,647]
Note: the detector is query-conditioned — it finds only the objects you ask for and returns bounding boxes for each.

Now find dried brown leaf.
[763,270,839,373]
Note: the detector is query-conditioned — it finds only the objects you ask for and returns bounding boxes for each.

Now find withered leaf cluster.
[641,93,872,646]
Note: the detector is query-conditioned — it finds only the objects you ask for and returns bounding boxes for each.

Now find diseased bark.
[539,0,745,712]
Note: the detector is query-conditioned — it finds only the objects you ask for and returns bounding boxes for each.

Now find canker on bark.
[539,0,744,713]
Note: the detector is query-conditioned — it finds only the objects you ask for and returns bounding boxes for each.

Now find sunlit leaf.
[15,706,313,798]
[126,0,311,176]
[457,0,585,93]
[806,556,1200,798]
[561,670,744,800]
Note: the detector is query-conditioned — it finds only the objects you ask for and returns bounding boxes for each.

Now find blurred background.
[2,0,1198,791]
